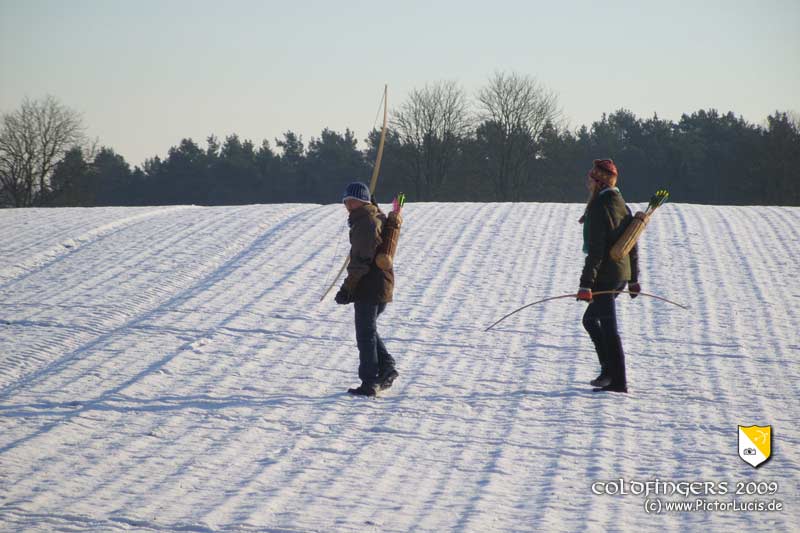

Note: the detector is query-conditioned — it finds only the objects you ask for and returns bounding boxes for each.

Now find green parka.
[580,188,640,288]
[342,204,394,303]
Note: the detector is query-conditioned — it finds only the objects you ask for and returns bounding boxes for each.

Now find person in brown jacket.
[335,182,397,397]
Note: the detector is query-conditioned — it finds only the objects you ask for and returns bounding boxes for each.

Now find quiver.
[610,211,648,261]
[375,211,403,271]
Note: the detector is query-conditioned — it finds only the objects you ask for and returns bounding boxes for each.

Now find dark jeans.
[354,301,395,386]
[582,282,627,387]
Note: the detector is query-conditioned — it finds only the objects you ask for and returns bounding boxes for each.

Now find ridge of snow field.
[0,203,798,532]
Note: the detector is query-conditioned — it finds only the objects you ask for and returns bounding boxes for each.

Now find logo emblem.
[738,425,771,468]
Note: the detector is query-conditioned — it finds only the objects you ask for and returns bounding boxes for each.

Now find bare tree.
[788,110,800,132]
[0,96,86,207]
[477,71,561,200]
[392,81,472,199]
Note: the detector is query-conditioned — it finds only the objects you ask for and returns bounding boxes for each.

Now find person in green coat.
[577,159,640,393]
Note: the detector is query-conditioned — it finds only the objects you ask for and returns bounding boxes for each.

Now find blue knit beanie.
[342,182,370,203]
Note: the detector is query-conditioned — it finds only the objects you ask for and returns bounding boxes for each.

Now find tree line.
[2,74,798,207]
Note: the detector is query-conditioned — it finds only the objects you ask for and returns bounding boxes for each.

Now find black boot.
[348,382,377,397]
[592,383,628,393]
[590,373,611,387]
[378,368,399,390]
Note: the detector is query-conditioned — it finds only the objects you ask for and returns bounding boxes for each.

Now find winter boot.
[348,382,378,397]
[592,383,628,393]
[378,368,399,390]
[590,373,611,387]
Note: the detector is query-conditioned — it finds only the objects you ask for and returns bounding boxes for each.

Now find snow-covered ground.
[1,202,798,532]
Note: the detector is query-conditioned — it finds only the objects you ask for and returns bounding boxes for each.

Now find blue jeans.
[354,302,395,386]
[582,282,627,387]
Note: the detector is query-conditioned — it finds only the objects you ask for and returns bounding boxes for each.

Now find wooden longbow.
[320,85,388,302]
[485,290,688,331]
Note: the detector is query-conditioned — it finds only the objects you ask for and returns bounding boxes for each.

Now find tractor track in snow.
[1,203,797,532]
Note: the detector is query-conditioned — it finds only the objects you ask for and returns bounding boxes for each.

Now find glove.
[577,287,593,302]
[334,287,352,305]
[628,282,641,299]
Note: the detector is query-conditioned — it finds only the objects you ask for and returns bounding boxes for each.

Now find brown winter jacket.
[342,204,394,303]
[580,188,640,288]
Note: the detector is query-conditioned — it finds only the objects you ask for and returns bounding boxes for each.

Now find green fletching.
[646,189,669,214]
[391,192,406,213]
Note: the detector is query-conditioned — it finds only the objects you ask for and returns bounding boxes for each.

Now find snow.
[1,202,798,532]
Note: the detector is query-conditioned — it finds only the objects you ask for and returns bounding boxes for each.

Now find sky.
[1,0,798,167]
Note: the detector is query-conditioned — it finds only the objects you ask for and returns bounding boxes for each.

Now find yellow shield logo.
[738,425,771,468]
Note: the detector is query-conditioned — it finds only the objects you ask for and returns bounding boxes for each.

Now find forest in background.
[2,75,798,207]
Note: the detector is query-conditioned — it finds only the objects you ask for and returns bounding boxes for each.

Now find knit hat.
[588,159,618,186]
[342,182,370,203]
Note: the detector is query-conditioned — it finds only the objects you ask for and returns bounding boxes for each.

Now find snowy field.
[0,202,798,532]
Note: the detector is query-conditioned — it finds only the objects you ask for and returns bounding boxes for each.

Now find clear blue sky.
[2,0,798,167]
